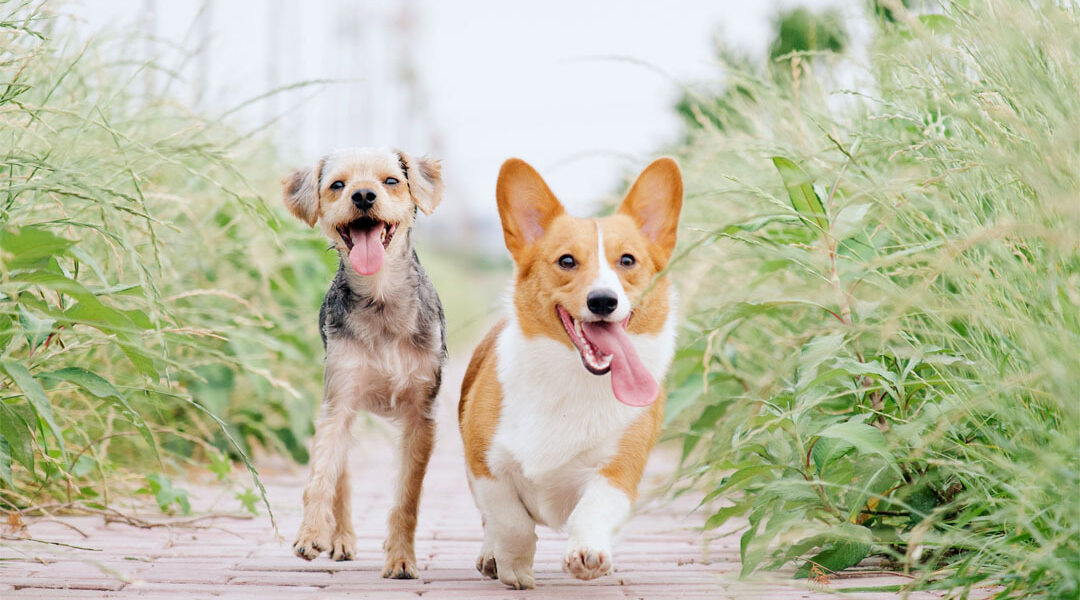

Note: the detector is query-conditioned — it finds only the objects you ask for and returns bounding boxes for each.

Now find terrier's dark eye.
[558,254,577,270]
[329,180,344,190]
[619,254,636,267]
[384,177,399,185]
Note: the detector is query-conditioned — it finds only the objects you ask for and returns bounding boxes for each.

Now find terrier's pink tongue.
[581,321,658,407]
[347,223,384,275]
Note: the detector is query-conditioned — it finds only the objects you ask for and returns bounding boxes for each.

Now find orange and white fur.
[458,157,682,589]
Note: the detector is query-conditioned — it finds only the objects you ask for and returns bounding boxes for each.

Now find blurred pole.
[266,0,283,125]
[192,0,213,109]
[139,0,157,98]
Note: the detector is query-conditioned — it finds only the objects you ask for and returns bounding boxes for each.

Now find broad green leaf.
[14,271,135,330]
[793,523,873,578]
[0,435,12,487]
[39,367,122,399]
[0,313,13,350]
[0,226,75,270]
[38,367,159,464]
[0,360,65,458]
[705,503,750,530]
[794,537,871,578]
[664,373,704,426]
[17,305,55,351]
[772,157,827,231]
[0,402,34,472]
[816,418,894,467]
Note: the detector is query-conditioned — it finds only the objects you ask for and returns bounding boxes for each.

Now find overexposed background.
[71,0,866,244]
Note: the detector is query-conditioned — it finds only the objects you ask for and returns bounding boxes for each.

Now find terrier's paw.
[562,545,612,581]
[475,550,498,579]
[382,553,420,580]
[292,523,332,561]
[496,557,535,590]
[328,530,356,561]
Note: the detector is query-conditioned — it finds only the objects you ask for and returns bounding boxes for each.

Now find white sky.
[70,0,862,239]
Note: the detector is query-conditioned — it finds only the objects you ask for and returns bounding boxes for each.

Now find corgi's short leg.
[475,517,498,579]
[472,476,537,589]
[562,477,631,580]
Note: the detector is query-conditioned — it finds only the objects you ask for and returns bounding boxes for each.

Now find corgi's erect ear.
[282,158,325,227]
[617,157,683,263]
[398,152,444,216]
[496,158,566,260]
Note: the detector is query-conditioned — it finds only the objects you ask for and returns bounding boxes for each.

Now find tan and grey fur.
[282,147,446,579]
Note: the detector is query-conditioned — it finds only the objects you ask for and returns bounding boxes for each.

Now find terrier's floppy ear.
[617,157,683,264]
[398,152,444,216]
[496,158,566,261]
[282,158,324,227]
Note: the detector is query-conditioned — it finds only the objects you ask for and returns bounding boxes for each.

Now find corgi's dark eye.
[558,254,577,270]
[619,254,636,267]
[329,181,344,190]
[384,177,399,185]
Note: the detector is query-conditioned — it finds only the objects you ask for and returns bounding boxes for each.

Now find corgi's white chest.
[488,311,675,526]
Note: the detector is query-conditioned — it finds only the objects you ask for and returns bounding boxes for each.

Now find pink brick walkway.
[1,366,944,599]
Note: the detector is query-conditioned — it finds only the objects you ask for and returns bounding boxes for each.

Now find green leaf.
[39,367,159,464]
[144,474,191,515]
[772,157,827,231]
[0,402,34,472]
[705,503,750,530]
[17,305,56,352]
[0,435,13,487]
[39,367,122,399]
[815,418,894,467]
[0,360,65,458]
[0,226,75,271]
[236,488,259,516]
[831,203,871,240]
[794,525,872,578]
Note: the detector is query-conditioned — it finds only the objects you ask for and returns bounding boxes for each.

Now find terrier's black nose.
[352,189,377,210]
[587,290,618,317]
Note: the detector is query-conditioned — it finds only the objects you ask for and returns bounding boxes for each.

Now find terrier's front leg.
[294,400,355,560]
[562,477,631,580]
[382,413,435,579]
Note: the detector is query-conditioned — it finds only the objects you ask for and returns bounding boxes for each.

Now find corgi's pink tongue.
[581,320,658,407]
[347,222,384,275]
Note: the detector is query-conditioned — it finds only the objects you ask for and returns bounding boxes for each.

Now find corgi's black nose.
[352,189,377,210]
[587,290,618,317]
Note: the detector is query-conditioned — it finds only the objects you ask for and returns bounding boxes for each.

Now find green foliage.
[139,474,191,515]
[769,7,847,60]
[0,3,331,516]
[668,0,1080,597]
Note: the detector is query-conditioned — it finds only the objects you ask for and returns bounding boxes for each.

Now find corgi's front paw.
[293,522,332,561]
[562,545,612,581]
[496,556,535,590]
[476,550,498,579]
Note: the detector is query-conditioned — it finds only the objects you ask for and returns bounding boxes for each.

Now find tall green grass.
[667,0,1079,597]
[0,3,333,517]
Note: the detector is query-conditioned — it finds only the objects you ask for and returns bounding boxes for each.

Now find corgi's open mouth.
[557,305,615,375]
[555,304,658,407]
[338,217,398,276]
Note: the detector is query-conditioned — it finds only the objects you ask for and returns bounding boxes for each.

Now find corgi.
[458,157,682,589]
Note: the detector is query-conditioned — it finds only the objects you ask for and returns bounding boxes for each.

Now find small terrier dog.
[283,147,446,579]
[459,157,683,589]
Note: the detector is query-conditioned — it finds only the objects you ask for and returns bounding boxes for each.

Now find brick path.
[1,366,956,599]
